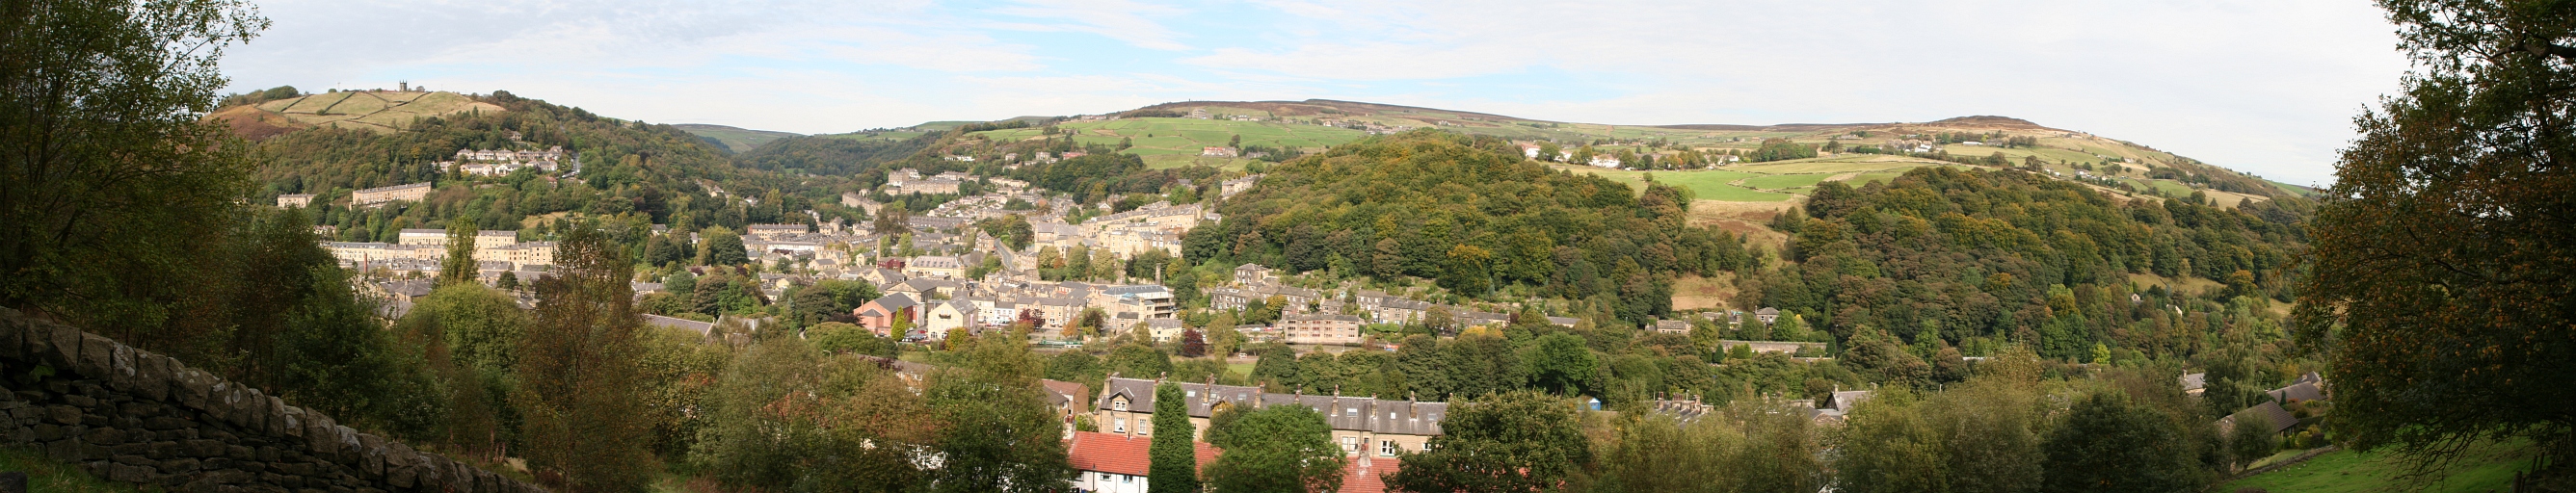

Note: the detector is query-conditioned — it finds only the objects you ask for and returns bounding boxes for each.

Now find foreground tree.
[2297,0,2576,467]
[1384,391,1589,493]
[516,227,656,492]
[1151,383,1203,492]
[928,331,1073,492]
[1204,404,1342,493]
[2039,392,2198,493]
[0,0,263,355]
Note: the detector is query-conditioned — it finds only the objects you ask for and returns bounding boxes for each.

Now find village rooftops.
[1095,376,1446,436]
[354,182,431,195]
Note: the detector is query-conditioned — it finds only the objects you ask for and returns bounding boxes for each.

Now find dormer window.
[1113,399,1128,411]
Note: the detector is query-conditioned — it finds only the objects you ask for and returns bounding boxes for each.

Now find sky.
[220,0,2414,186]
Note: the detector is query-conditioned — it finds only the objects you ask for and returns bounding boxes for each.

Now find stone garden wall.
[0,306,544,493]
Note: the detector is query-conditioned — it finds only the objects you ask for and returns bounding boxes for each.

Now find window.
[1121,475,1131,483]
[1345,407,1359,416]
[1113,418,1127,433]
[1101,474,1111,481]
[1113,399,1128,411]
[1341,436,1361,453]
[1380,440,1400,456]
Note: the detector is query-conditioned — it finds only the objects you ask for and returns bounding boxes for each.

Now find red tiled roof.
[1064,431,1221,477]
[1340,455,1402,493]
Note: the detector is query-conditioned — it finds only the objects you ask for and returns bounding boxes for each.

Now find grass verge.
[0,445,146,493]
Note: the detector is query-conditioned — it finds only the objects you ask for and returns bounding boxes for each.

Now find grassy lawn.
[0,445,145,493]
[2220,443,2536,493]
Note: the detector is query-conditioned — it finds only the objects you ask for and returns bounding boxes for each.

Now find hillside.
[221,90,830,245]
[207,90,506,139]
[917,100,2312,208]
[675,123,801,152]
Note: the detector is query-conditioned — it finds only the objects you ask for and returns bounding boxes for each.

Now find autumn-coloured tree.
[2297,0,2576,468]
[516,226,655,492]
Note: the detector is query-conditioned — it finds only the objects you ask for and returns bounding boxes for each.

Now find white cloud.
[220,0,2405,184]
[986,0,1191,50]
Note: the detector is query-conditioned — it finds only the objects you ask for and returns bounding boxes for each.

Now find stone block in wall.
[47,323,81,370]
[357,433,385,478]
[279,406,304,439]
[76,333,114,379]
[135,352,173,402]
[0,307,23,360]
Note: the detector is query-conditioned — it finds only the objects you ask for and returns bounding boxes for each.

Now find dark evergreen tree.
[1150,383,1201,493]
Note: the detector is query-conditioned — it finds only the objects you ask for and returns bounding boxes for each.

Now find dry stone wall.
[0,307,545,493]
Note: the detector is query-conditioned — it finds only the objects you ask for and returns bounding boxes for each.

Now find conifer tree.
[1150,382,1201,493]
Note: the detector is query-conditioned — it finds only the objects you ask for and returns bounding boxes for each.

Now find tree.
[0,0,263,352]
[700,226,750,266]
[1151,383,1202,493]
[2228,408,2276,470]
[1179,328,1208,358]
[1204,404,1344,493]
[517,226,656,492]
[875,202,912,233]
[1593,412,1740,493]
[2297,0,2576,467]
[1109,344,1175,378]
[926,356,1073,492]
[440,218,480,286]
[1525,332,1597,396]
[1833,390,1945,493]
[2039,392,2198,493]
[1383,391,1589,493]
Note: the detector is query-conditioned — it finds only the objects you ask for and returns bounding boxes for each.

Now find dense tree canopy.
[1193,131,1751,322]
[1759,167,2307,362]
[2298,0,2576,467]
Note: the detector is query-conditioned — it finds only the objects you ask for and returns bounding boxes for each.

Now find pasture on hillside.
[969,117,1370,154]
[239,91,500,133]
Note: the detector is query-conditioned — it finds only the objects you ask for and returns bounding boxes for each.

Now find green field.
[971,117,1370,155]
[1739,173,1837,191]
[232,91,502,133]
[2219,443,2537,493]
[1552,166,1793,201]
[1141,154,1263,170]
[675,124,802,152]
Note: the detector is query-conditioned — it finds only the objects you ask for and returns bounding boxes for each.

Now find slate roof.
[2268,380,2325,403]
[1099,376,1447,435]
[873,293,919,311]
[2241,401,2298,434]
[643,314,715,337]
